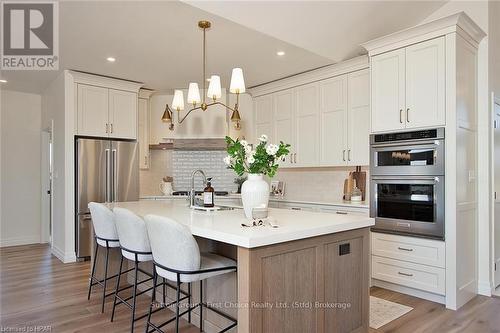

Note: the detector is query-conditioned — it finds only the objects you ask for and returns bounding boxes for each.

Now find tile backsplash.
[172,150,237,192]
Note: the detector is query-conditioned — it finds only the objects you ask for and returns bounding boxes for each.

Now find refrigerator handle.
[112,149,117,202]
[105,148,110,202]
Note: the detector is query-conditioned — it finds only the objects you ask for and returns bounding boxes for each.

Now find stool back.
[144,215,201,276]
[88,202,118,242]
[114,208,151,254]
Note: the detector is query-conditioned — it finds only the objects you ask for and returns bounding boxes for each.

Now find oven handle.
[371,176,441,182]
[370,139,443,149]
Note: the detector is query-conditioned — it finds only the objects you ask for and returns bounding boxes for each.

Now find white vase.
[241,174,270,219]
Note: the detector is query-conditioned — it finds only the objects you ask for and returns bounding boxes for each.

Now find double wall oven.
[370,128,445,240]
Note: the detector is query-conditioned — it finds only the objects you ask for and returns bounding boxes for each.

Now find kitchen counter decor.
[225,135,290,218]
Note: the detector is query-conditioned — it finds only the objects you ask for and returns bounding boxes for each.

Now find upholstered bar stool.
[112,208,187,333]
[144,215,238,333]
[88,202,133,313]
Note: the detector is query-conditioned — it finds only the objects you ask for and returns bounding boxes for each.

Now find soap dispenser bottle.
[203,177,215,208]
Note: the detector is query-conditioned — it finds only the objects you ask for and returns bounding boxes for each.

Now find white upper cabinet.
[295,83,320,166]
[371,48,406,133]
[347,69,370,166]
[274,89,295,166]
[320,75,348,166]
[138,97,150,169]
[371,37,445,133]
[77,84,138,139]
[405,37,445,129]
[108,89,137,139]
[77,84,109,137]
[254,94,274,143]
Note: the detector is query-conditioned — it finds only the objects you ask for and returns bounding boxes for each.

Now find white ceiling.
[0,1,446,94]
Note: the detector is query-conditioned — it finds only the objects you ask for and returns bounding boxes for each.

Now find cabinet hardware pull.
[336,211,348,215]
[400,109,403,123]
[294,153,297,164]
[291,207,301,210]
[398,271,413,277]
[144,156,148,165]
[348,149,351,161]
[110,123,113,133]
[406,108,410,123]
[106,123,109,133]
[397,247,414,252]
[343,150,346,161]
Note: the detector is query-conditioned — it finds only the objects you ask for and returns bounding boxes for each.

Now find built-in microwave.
[370,176,444,240]
[370,128,444,176]
[370,128,445,240]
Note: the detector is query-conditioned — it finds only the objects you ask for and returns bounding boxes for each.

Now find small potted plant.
[224,135,290,218]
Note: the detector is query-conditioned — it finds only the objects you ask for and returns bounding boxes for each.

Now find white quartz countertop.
[112,200,374,248]
[140,194,369,209]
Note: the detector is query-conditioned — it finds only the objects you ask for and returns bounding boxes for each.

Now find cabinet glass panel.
[377,183,434,222]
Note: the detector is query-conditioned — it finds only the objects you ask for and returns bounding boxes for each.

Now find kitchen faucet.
[190,169,206,207]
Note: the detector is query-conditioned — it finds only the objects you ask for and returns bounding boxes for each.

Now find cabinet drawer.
[371,232,445,268]
[372,255,445,295]
[278,202,317,212]
[319,206,369,217]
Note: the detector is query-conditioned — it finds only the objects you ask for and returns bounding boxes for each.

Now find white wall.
[422,0,492,296]
[0,89,43,246]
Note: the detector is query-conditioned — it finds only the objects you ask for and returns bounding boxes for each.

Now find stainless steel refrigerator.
[75,137,139,259]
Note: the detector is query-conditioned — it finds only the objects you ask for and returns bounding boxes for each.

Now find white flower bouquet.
[224,135,291,178]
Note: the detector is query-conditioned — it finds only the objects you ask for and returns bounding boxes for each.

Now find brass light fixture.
[162,20,244,130]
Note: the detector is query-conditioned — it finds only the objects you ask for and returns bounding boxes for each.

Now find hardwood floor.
[1,244,500,333]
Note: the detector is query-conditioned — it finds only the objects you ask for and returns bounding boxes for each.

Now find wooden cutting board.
[351,166,367,201]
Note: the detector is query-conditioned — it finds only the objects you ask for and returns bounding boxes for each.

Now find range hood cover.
[172,138,227,151]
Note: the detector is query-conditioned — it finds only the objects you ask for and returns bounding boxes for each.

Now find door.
[347,69,370,166]
[111,141,139,202]
[76,138,110,258]
[494,99,500,288]
[405,37,445,129]
[109,89,138,139]
[295,83,320,166]
[274,89,295,166]
[77,84,109,137]
[254,94,274,143]
[138,97,150,169]
[320,75,347,166]
[371,48,406,133]
[41,130,52,244]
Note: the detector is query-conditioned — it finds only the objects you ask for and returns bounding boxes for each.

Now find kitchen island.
[111,200,374,333]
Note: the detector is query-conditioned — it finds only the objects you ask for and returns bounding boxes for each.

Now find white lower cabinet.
[371,232,445,295]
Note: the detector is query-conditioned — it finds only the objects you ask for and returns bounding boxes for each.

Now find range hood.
[150,138,227,151]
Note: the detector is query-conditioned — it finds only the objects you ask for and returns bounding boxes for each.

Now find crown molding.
[67,70,144,92]
[139,88,155,99]
[248,55,369,97]
[361,12,486,56]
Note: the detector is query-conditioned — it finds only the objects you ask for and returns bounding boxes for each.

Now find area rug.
[370,296,413,329]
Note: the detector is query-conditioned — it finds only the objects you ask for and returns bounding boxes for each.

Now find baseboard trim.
[371,278,446,305]
[0,235,41,247]
[51,246,77,263]
[477,280,492,296]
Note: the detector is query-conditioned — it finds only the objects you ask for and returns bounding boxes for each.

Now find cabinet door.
[138,98,150,169]
[77,84,109,137]
[347,69,370,166]
[320,75,347,166]
[108,89,137,139]
[295,83,320,166]
[405,37,445,129]
[371,49,406,133]
[254,94,274,143]
[274,89,295,166]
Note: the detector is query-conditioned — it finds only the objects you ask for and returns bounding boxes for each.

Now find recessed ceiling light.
[276,51,285,56]
[106,57,116,62]
[0,79,7,83]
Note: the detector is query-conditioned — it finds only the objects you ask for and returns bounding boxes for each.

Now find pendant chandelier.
[162,20,244,131]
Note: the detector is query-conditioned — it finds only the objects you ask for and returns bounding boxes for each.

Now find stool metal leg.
[188,283,192,323]
[111,254,124,322]
[87,240,98,300]
[130,257,139,333]
[145,271,158,333]
[101,244,110,313]
[175,274,181,333]
[199,280,203,332]
[162,277,166,305]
